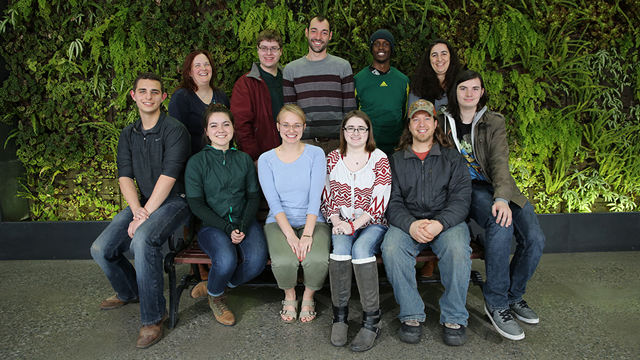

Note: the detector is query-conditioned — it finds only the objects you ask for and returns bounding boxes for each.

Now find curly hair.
[410,39,461,102]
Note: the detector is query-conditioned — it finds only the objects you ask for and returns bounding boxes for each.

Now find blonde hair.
[277,104,306,124]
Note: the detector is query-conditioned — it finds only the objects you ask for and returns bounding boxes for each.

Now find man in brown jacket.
[439,70,546,341]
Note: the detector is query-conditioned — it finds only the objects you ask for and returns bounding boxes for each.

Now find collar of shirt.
[369,65,390,76]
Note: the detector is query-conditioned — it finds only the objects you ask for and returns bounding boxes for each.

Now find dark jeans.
[197,221,268,296]
[470,184,546,311]
[90,196,191,325]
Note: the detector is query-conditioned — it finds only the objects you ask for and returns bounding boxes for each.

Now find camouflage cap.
[408,99,436,119]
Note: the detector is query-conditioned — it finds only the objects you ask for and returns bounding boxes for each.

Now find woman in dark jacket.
[169,50,230,154]
[184,105,268,326]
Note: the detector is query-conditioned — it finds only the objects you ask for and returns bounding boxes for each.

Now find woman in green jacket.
[184,105,268,326]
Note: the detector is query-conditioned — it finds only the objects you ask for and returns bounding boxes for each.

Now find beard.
[412,130,434,144]
[308,38,328,53]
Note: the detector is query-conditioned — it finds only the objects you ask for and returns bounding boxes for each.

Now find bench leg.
[470,270,485,292]
[169,264,202,329]
[167,262,179,329]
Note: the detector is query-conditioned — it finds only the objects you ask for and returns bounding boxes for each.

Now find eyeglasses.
[343,126,369,133]
[258,46,281,53]
[280,123,303,131]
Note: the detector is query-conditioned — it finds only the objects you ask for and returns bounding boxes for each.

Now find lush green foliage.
[1,0,639,220]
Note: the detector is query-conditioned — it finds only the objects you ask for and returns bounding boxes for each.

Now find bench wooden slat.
[164,198,485,329]
[174,239,484,265]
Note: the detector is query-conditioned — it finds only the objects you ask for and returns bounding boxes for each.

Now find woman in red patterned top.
[321,110,391,352]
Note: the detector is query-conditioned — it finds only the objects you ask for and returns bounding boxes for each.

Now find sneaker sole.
[512,312,539,325]
[484,305,525,341]
[100,298,139,310]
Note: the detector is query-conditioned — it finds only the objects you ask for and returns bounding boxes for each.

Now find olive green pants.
[263,222,331,291]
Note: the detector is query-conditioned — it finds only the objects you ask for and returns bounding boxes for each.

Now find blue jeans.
[470,184,545,311]
[381,223,472,325]
[331,224,387,260]
[90,196,192,325]
[197,221,268,296]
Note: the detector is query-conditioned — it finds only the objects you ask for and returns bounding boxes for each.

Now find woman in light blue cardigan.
[258,104,330,324]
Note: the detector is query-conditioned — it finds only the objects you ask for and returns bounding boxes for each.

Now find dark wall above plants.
[1,0,639,220]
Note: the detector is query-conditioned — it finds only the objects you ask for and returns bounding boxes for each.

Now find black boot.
[329,258,352,346]
[350,261,381,352]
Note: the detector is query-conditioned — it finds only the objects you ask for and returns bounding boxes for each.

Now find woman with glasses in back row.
[321,110,391,352]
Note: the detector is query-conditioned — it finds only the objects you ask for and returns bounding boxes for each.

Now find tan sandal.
[280,299,299,323]
[299,300,317,323]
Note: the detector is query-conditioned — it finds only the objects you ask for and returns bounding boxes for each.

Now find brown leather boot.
[419,260,437,278]
[199,264,210,281]
[99,294,139,310]
[190,281,208,299]
[208,294,235,326]
[136,312,168,349]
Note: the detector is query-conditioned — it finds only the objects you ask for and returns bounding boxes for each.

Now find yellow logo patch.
[380,81,388,87]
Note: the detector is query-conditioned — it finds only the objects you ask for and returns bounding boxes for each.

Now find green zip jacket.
[184,145,260,236]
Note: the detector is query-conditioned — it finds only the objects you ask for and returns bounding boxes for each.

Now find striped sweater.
[283,54,356,139]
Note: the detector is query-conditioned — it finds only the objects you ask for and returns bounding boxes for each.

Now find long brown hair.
[202,104,241,150]
[339,110,377,155]
[395,114,452,152]
[176,50,218,93]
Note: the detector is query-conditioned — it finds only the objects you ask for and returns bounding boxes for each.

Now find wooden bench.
[163,205,485,329]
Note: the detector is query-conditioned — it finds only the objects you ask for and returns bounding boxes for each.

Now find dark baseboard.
[0,221,183,260]
[0,213,638,260]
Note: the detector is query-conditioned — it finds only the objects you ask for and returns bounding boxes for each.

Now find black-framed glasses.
[343,126,369,133]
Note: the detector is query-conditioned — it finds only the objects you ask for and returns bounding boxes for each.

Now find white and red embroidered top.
[321,148,391,226]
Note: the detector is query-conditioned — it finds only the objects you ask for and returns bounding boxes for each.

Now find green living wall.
[1,0,639,220]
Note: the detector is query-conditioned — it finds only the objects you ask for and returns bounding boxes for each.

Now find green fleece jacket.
[184,145,260,235]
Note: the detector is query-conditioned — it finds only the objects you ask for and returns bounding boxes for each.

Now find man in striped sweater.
[283,15,356,154]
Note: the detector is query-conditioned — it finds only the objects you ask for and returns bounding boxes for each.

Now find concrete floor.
[1,252,638,359]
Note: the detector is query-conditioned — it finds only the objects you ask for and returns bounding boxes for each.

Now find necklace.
[351,152,367,165]
[197,87,212,104]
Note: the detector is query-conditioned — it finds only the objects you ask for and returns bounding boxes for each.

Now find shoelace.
[514,300,530,309]
[211,295,229,313]
[497,309,515,322]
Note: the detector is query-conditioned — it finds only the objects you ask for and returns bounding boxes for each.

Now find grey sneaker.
[484,304,525,340]
[510,300,539,324]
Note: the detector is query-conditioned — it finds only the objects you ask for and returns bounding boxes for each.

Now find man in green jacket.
[354,29,409,155]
